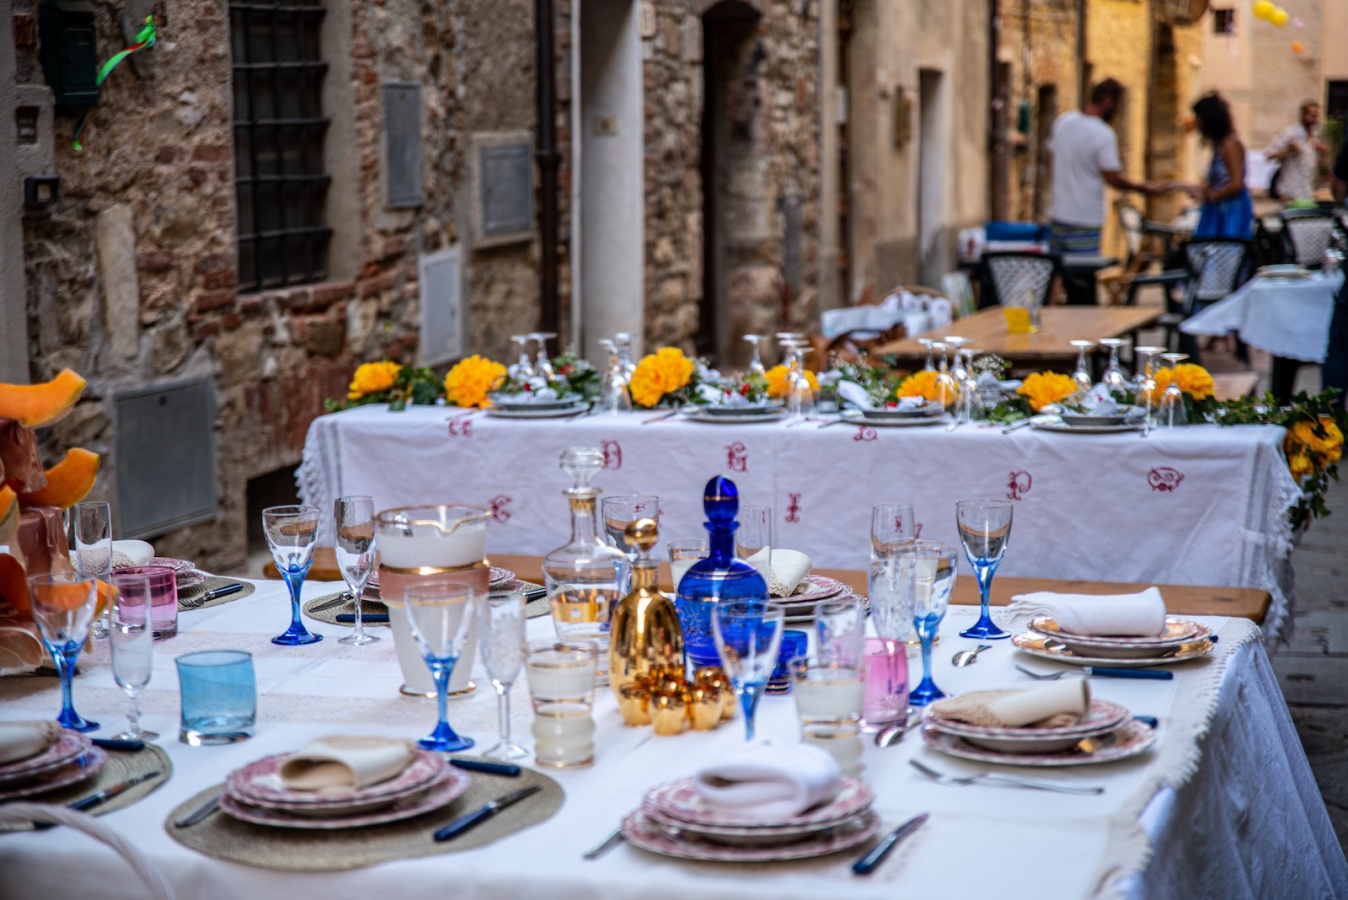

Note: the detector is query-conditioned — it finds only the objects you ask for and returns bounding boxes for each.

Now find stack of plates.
[770,575,852,622]
[621,776,881,861]
[485,395,588,418]
[1013,615,1214,667]
[1256,264,1311,280]
[366,566,514,600]
[0,731,107,801]
[840,407,949,428]
[219,750,471,829]
[682,403,786,425]
[922,699,1156,767]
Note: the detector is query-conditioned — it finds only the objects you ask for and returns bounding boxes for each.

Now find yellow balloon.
[1253,0,1274,19]
[1270,7,1290,26]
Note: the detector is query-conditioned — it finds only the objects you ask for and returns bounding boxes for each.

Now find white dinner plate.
[922,720,1157,767]
[1012,632,1215,667]
[840,410,952,428]
[681,409,788,425]
[485,403,587,419]
[1032,421,1144,434]
[923,698,1131,754]
[621,809,881,862]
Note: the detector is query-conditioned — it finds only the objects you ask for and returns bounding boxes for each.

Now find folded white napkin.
[278,736,417,793]
[0,721,63,766]
[1008,587,1167,637]
[112,540,155,567]
[744,549,813,597]
[837,381,873,410]
[693,742,842,822]
[930,679,1090,728]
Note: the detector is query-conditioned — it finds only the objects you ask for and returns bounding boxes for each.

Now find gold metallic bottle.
[609,518,685,703]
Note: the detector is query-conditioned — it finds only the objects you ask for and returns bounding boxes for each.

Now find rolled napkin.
[0,721,63,765]
[693,742,842,822]
[278,736,417,793]
[744,549,813,598]
[930,679,1090,729]
[1008,586,1167,637]
[112,540,155,567]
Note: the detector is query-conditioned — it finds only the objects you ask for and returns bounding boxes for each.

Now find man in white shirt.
[1048,78,1158,258]
[1265,100,1329,203]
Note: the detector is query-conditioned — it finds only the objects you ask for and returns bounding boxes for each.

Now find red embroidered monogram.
[725,441,748,472]
[489,494,512,523]
[785,493,802,523]
[601,440,622,470]
[853,426,878,442]
[447,419,474,437]
[1007,471,1032,501]
[1148,467,1184,492]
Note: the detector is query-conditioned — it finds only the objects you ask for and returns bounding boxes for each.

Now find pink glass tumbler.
[861,637,909,731]
[117,566,178,639]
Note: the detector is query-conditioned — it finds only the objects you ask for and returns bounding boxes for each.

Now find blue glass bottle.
[675,476,770,671]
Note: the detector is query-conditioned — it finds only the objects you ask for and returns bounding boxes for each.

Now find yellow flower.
[348,360,402,400]
[764,365,819,399]
[1017,371,1081,412]
[444,355,507,408]
[895,370,956,407]
[1152,364,1215,401]
[1285,417,1344,480]
[629,347,695,408]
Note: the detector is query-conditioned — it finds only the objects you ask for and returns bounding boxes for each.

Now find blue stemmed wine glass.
[713,600,785,742]
[404,579,477,752]
[262,505,324,646]
[29,573,101,732]
[955,499,1013,640]
[908,541,958,706]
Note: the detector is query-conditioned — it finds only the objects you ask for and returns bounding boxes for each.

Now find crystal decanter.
[608,517,684,703]
[542,448,630,683]
[675,476,770,671]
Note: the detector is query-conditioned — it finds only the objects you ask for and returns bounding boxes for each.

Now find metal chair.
[1099,203,1176,305]
[1280,209,1339,268]
[1127,239,1253,358]
[978,251,1062,311]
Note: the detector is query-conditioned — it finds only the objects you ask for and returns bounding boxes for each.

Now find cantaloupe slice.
[18,449,100,510]
[0,369,87,428]
[0,551,29,616]
[0,485,15,534]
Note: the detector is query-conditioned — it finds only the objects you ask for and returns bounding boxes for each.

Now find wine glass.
[908,541,958,706]
[944,337,969,382]
[613,333,637,379]
[261,505,323,646]
[815,596,866,667]
[601,495,660,561]
[404,579,477,752]
[334,496,379,647]
[735,505,773,587]
[713,600,785,742]
[510,335,536,379]
[531,332,558,381]
[1070,340,1095,394]
[29,573,100,732]
[955,499,1013,640]
[72,500,113,639]
[917,338,936,372]
[109,573,157,740]
[932,343,958,408]
[1159,352,1190,428]
[870,503,916,560]
[476,590,528,760]
[1134,345,1165,433]
[1098,338,1129,397]
[743,335,767,377]
[596,338,632,414]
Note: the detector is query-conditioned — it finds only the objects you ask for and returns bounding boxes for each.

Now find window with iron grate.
[229,0,332,292]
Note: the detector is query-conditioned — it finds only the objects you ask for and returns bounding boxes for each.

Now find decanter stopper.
[559,446,605,494]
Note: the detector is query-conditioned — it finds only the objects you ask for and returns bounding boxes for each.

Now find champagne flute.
[908,541,958,706]
[955,499,1013,640]
[870,503,916,560]
[476,590,528,760]
[109,573,157,740]
[334,496,379,647]
[404,579,476,752]
[261,505,323,646]
[713,600,785,742]
[72,500,112,639]
[29,573,100,732]
[1070,340,1095,394]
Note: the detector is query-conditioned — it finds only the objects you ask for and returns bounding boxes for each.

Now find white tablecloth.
[1181,271,1344,363]
[299,406,1302,637]
[0,580,1343,900]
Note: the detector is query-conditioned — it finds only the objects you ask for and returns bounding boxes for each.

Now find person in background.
[1265,100,1329,204]
[1177,92,1253,240]
[1047,78,1159,256]
[1323,138,1348,410]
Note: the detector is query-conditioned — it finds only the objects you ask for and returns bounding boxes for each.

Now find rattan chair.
[978,251,1062,311]
[1280,209,1339,268]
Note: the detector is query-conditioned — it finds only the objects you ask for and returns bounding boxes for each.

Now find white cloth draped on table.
[1181,271,1343,363]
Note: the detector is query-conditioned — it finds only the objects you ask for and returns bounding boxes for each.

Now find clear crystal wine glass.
[334,495,379,647]
[476,590,528,760]
[109,572,157,740]
[261,505,323,646]
[1134,345,1165,433]
[955,498,1013,640]
[1098,338,1129,397]
[29,573,100,732]
[932,343,958,408]
[870,503,916,560]
[944,337,969,382]
[713,600,785,742]
[596,338,632,413]
[917,338,936,372]
[613,333,637,379]
[734,505,773,587]
[510,335,536,379]
[404,579,477,752]
[531,332,559,381]
[1070,340,1096,394]
[72,500,113,639]
[601,495,660,560]
[1159,352,1190,428]
[908,541,958,706]
[743,335,767,377]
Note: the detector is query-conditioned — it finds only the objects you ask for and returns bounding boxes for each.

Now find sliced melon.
[0,420,46,492]
[0,552,29,617]
[18,449,100,510]
[0,369,87,428]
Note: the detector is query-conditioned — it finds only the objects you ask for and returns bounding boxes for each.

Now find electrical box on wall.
[38,0,100,108]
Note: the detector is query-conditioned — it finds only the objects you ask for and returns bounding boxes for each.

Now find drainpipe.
[988,0,1006,220]
[535,0,560,347]
[1077,0,1088,104]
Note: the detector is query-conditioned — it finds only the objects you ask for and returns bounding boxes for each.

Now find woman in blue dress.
[1180,92,1253,239]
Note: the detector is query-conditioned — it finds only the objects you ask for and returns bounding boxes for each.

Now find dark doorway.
[1033,85,1058,221]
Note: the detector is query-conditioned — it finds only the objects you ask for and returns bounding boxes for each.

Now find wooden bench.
[1212,371,1262,402]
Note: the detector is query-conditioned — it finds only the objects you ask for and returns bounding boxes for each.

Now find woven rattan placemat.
[0,743,173,833]
[164,756,564,870]
[178,577,256,612]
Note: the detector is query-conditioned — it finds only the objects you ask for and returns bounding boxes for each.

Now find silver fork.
[1015,664,1068,681]
[909,759,1103,795]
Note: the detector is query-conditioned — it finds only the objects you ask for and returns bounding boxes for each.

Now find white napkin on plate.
[1008,587,1167,637]
[112,540,155,567]
[0,721,63,765]
[744,549,813,597]
[278,736,417,793]
[837,381,873,410]
[930,679,1090,728]
[693,742,842,822]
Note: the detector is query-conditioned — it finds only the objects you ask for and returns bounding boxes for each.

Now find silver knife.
[174,792,222,828]
[852,812,929,875]
[35,771,163,829]
[582,827,625,860]
[310,592,353,613]
[434,785,541,841]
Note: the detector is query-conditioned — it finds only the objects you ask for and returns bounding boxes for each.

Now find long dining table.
[0,577,1343,899]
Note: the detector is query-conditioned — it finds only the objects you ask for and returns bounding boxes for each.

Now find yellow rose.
[444,355,507,408]
[1152,363,1214,401]
[630,347,695,408]
[1016,371,1080,412]
[1285,417,1344,480]
[895,370,956,407]
[348,360,402,399]
[764,365,819,399]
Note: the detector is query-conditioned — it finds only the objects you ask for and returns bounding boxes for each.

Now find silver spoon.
[874,708,920,748]
[951,643,993,667]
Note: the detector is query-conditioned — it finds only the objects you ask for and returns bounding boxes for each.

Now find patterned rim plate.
[922,720,1157,767]
[694,402,785,416]
[682,409,788,425]
[1012,632,1215,668]
[840,410,951,428]
[0,730,90,785]
[0,747,108,801]
[226,749,445,808]
[1032,421,1144,434]
[644,776,873,829]
[771,575,847,607]
[485,403,587,419]
[176,569,209,590]
[923,698,1130,743]
[853,405,944,419]
[1028,616,1202,649]
[149,557,196,574]
[489,567,515,588]
[622,809,881,862]
[486,394,585,411]
[220,769,471,830]
[641,804,870,842]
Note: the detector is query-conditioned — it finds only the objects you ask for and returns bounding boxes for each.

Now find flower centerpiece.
[1017,371,1082,412]
[629,347,709,408]
[1147,363,1217,420]
[326,360,443,412]
[764,364,819,400]
[490,350,597,405]
[444,355,508,409]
